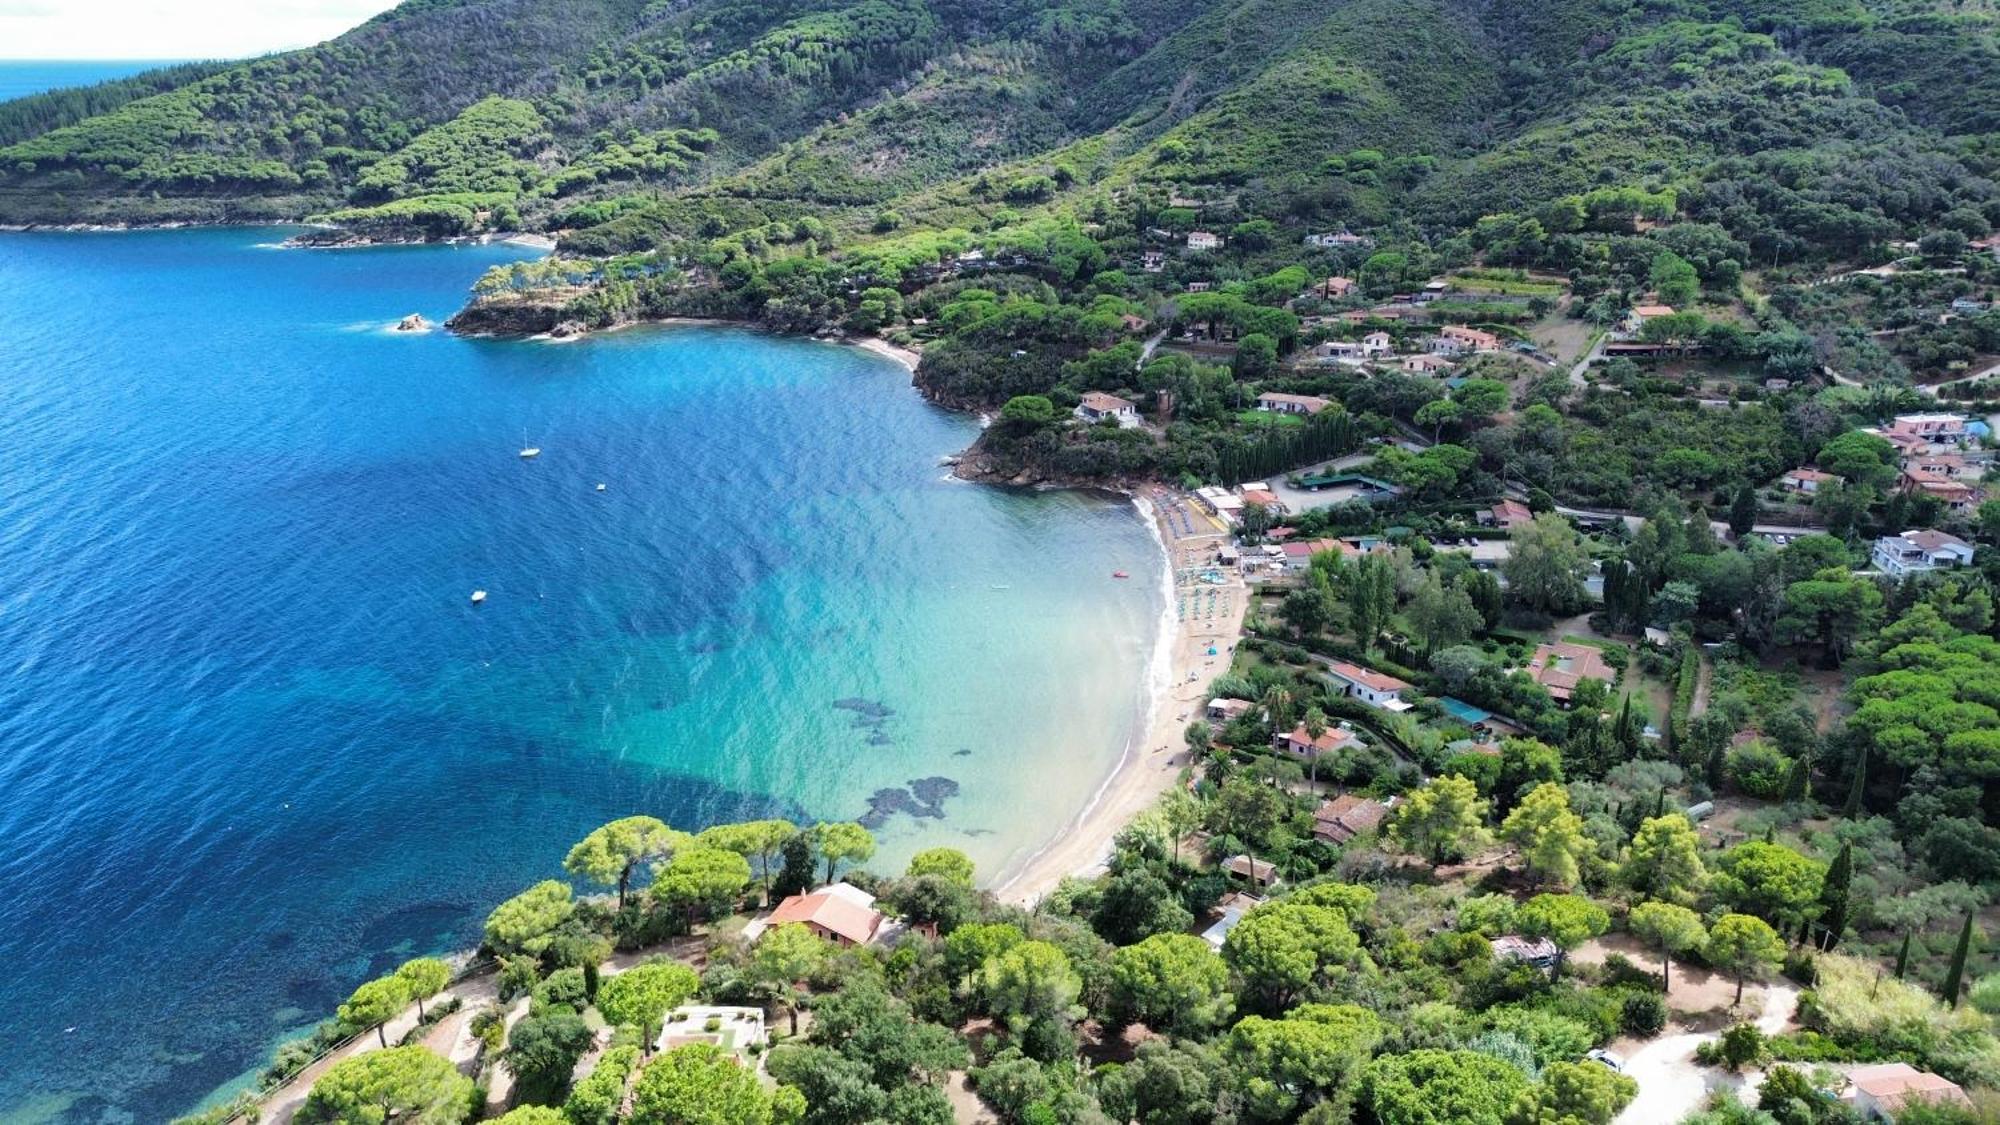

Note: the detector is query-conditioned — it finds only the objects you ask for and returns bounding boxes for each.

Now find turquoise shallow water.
[0,227,1162,1121]
[0,60,189,102]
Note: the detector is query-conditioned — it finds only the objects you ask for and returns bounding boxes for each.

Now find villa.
[1187,231,1223,251]
[1401,354,1455,374]
[1222,854,1282,888]
[1319,275,1357,298]
[1622,303,1675,335]
[1361,330,1394,357]
[1239,488,1284,515]
[754,883,885,947]
[1872,529,1975,578]
[1324,660,1413,711]
[1429,325,1501,355]
[1206,697,1256,722]
[1782,468,1838,494]
[1075,391,1139,426]
[1901,467,1981,511]
[1524,642,1615,705]
[1257,391,1333,416]
[1887,413,1970,446]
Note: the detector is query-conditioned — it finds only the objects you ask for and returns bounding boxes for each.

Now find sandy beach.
[995,485,1246,904]
[852,335,923,372]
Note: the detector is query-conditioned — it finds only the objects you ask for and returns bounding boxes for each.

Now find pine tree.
[1943,912,1975,1007]
[1894,932,1912,979]
[1844,746,1868,816]
[1706,738,1727,792]
[1818,842,1852,951]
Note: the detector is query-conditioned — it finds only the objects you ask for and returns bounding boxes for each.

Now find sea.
[0,226,1165,1121]
[0,60,189,103]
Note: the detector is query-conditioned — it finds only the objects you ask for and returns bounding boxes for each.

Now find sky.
[0,0,399,61]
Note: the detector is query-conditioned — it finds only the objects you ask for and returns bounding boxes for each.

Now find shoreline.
[992,485,1244,904]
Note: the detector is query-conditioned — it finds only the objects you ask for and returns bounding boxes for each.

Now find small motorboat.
[595,483,606,491]
[470,590,487,604]
[519,447,541,459]
[1112,571,1130,579]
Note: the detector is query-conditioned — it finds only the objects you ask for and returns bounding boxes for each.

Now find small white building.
[1187,231,1224,251]
[1843,1062,1972,1121]
[1782,468,1838,494]
[1361,331,1394,358]
[1872,529,1975,577]
[658,1006,768,1059]
[1257,391,1332,416]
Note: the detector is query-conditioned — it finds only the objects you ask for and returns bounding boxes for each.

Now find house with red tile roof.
[1843,1062,1972,1119]
[1314,794,1392,844]
[1782,468,1838,494]
[1481,499,1533,529]
[1525,642,1615,705]
[759,883,884,946]
[1274,723,1357,759]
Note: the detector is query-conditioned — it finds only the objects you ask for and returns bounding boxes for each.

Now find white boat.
[519,447,541,459]
[470,590,487,604]
[595,483,606,491]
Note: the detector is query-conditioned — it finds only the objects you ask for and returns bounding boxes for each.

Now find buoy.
[470,590,487,604]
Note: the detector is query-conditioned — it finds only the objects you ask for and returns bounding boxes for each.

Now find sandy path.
[994,488,1244,905]
[1612,983,1799,1125]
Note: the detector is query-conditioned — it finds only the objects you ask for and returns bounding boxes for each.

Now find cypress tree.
[1844,746,1868,817]
[1782,755,1810,803]
[1728,484,1758,538]
[1764,824,1776,844]
[1706,738,1727,792]
[1943,912,1975,1008]
[1818,842,1852,951]
[1894,932,1912,979]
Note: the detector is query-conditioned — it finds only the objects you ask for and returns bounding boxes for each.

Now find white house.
[1141,251,1165,273]
[1187,231,1224,251]
[1075,391,1139,426]
[1888,413,1969,445]
[1257,391,1333,416]
[1324,660,1413,711]
[1782,468,1838,494]
[1872,529,1975,578]
[1361,331,1394,358]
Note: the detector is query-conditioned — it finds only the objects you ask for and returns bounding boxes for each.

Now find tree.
[1462,570,1503,632]
[508,1008,594,1105]
[1622,815,1706,903]
[395,958,450,1021]
[1360,1048,1531,1125]
[1728,484,1758,538]
[597,960,701,1033]
[1110,933,1232,1034]
[998,394,1056,433]
[485,880,575,957]
[749,923,827,1036]
[565,1046,640,1125]
[337,976,409,1049]
[1942,911,1976,1008]
[1092,867,1194,946]
[1815,843,1853,950]
[1389,775,1491,863]
[1629,901,1706,994]
[1776,568,1884,666]
[1514,893,1609,976]
[1501,783,1591,887]
[1347,554,1395,649]
[654,846,752,925]
[904,847,974,887]
[1507,1060,1637,1125]
[490,1108,567,1125]
[1228,1005,1382,1119]
[1234,333,1278,379]
[630,1043,785,1125]
[694,819,797,899]
[1706,913,1786,1006]
[301,1046,472,1124]
[814,822,876,886]
[566,816,684,910]
[978,940,1081,1027]
[1409,571,1482,655]
[1281,586,1334,637]
[1502,515,1591,615]
[1223,902,1361,1008]
[1714,842,1824,932]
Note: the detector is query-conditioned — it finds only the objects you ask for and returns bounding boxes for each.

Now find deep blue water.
[0,60,189,102]
[0,228,1161,1122]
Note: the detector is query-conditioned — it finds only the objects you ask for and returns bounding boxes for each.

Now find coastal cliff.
[444,289,599,337]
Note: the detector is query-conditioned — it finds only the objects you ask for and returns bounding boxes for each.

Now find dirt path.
[1688,651,1713,720]
[1610,981,1799,1125]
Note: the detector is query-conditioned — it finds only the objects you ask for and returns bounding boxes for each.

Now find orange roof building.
[763,883,884,946]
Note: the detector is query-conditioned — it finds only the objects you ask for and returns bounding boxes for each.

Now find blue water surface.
[0,228,1160,1121]
[0,60,192,102]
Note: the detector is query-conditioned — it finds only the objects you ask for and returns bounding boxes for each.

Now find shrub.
[1620,992,1667,1038]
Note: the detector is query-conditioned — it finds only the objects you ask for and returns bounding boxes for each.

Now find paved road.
[1568,331,1607,390]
